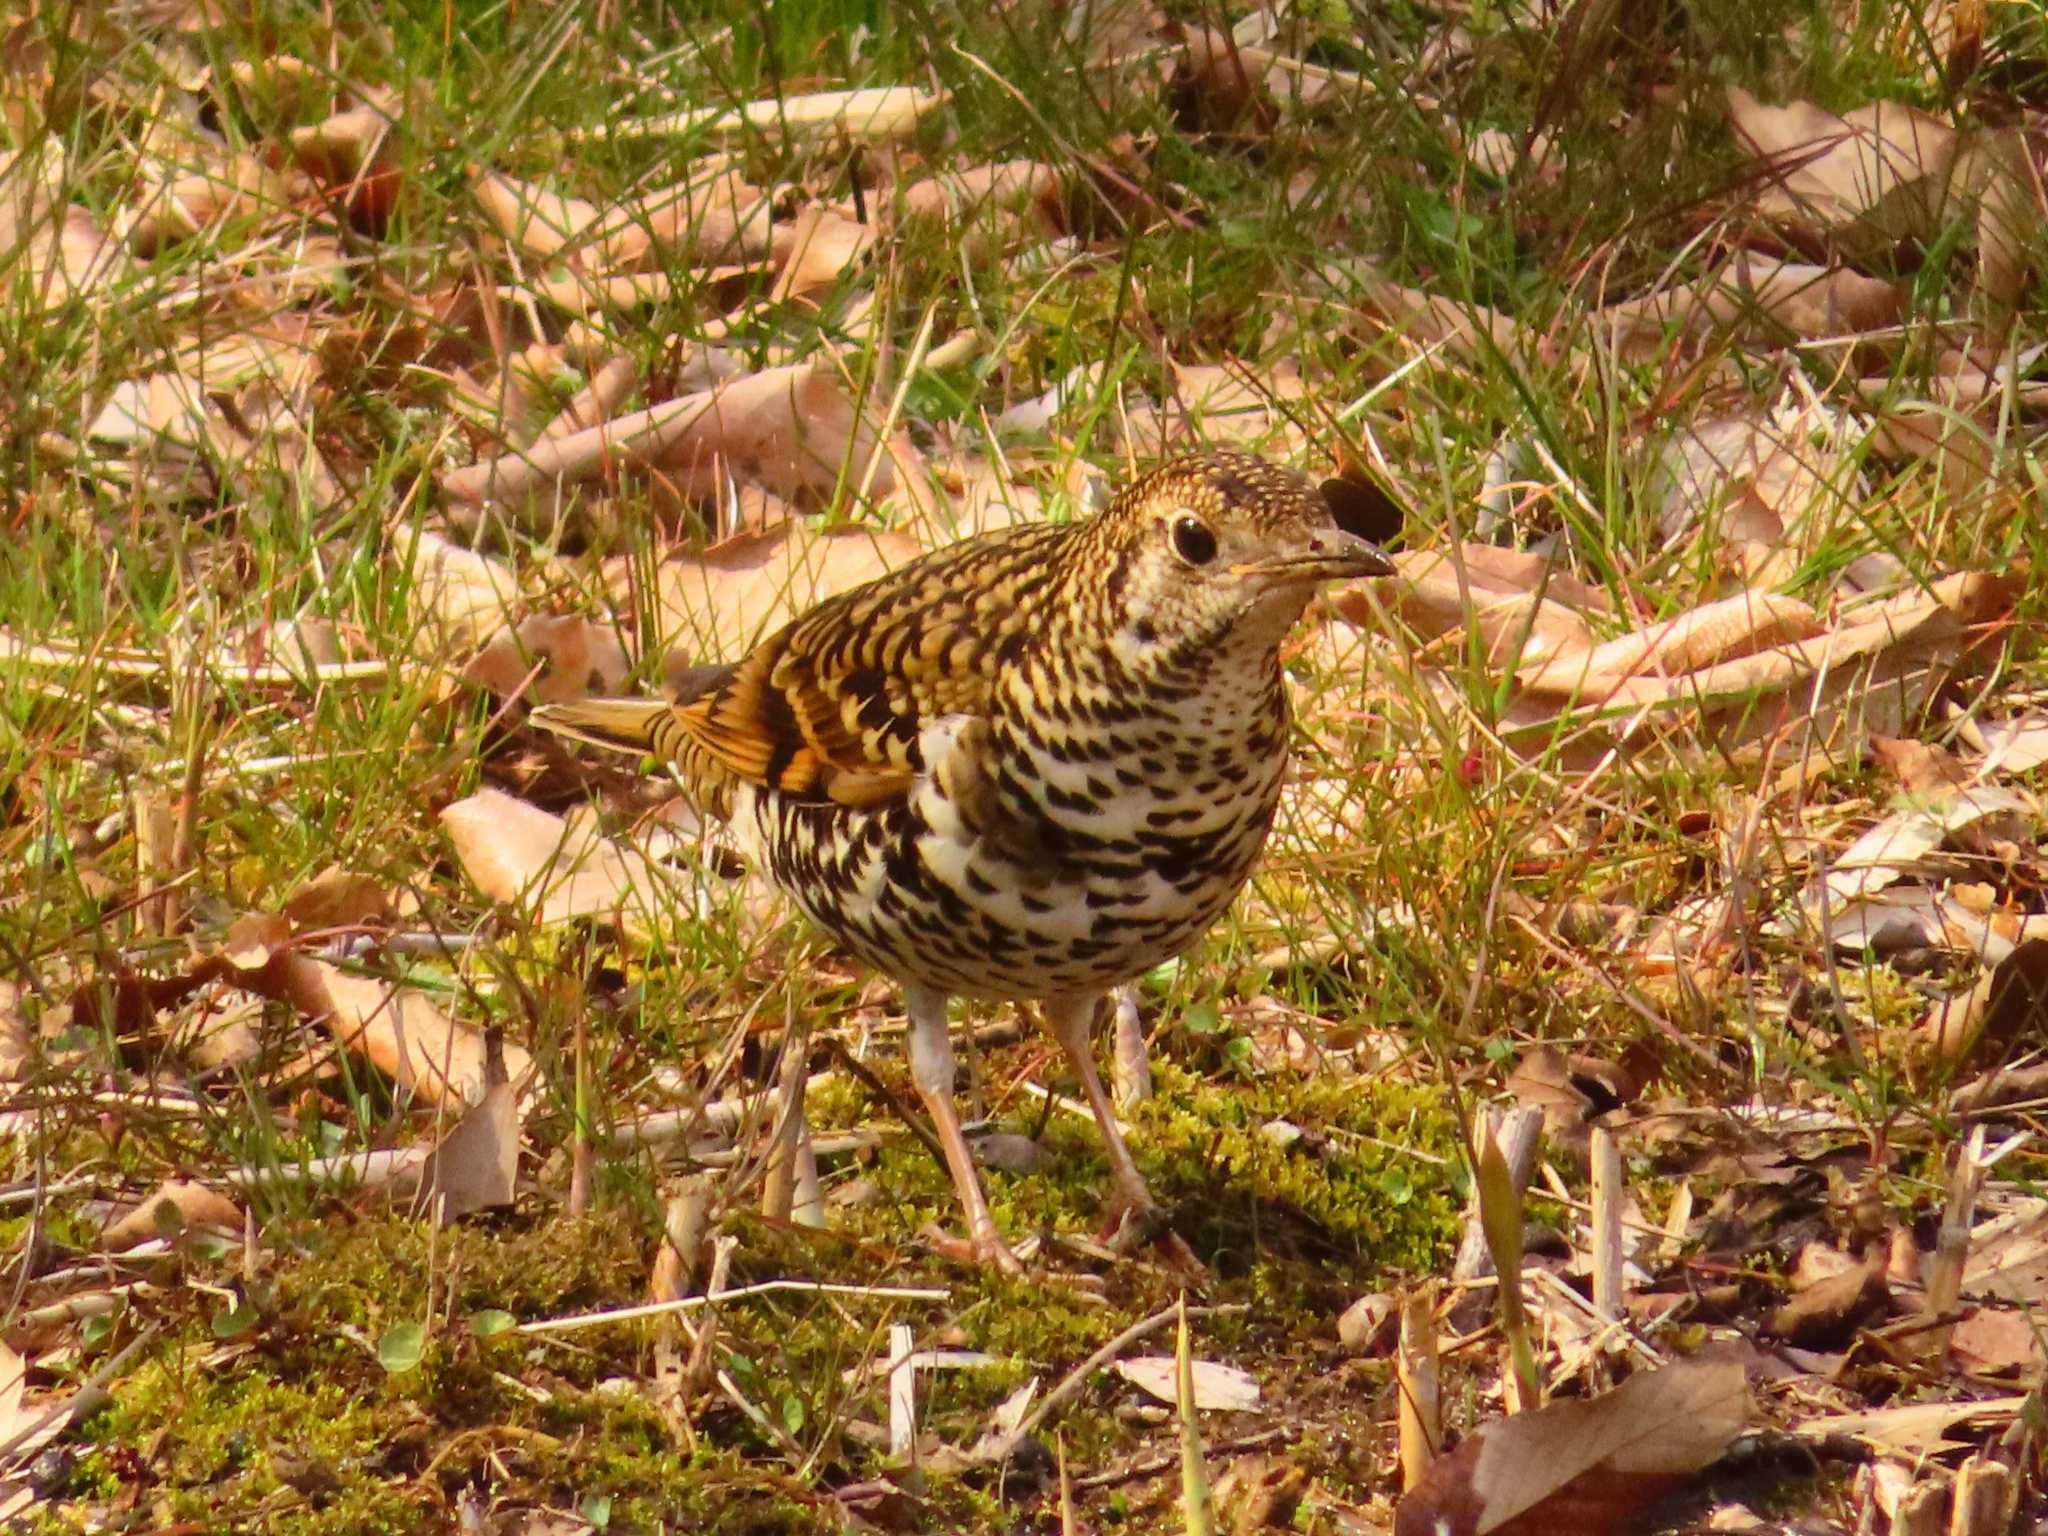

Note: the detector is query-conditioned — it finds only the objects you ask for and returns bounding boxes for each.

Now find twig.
[1589,1126,1624,1322]
[1396,1283,1439,1492]
[1071,1426,1294,1491]
[819,1036,948,1170]
[517,1280,950,1335]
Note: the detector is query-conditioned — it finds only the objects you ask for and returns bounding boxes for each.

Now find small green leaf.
[377,1320,426,1373]
[211,1303,259,1340]
[469,1309,516,1340]
[781,1394,806,1436]
[1183,1003,1223,1036]
[579,1493,612,1528]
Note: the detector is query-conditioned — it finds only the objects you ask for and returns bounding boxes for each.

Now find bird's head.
[1089,451,1395,667]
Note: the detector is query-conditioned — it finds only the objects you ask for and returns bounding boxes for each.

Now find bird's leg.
[904,985,1023,1274]
[1042,992,1160,1228]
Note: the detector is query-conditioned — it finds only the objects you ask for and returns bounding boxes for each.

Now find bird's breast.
[731,661,1291,1002]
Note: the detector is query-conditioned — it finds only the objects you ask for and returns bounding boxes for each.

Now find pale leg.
[905,985,1023,1273]
[1043,992,1158,1221]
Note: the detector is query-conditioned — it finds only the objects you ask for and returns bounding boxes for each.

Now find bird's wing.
[551,525,1065,812]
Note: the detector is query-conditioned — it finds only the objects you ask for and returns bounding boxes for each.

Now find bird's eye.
[1170,513,1218,567]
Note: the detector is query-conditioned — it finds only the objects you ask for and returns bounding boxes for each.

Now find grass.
[3,0,2046,1528]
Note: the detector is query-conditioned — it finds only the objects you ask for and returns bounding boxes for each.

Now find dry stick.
[1110,987,1152,1111]
[971,1303,1247,1466]
[1924,1125,1989,1362]
[516,1279,950,1335]
[1949,1454,2018,1536]
[885,1322,917,1459]
[760,1019,812,1223]
[1589,1126,1624,1323]
[1071,1427,1294,1492]
[791,1118,824,1229]
[1396,1283,1440,1492]
[1176,1293,1215,1536]
[819,1037,949,1170]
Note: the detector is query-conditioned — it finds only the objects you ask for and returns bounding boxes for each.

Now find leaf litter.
[2,0,2047,1531]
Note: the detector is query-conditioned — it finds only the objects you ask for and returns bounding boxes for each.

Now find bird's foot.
[1104,1200,1206,1279]
[920,1223,1026,1275]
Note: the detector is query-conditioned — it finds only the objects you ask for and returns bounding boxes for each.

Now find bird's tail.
[529,698,673,757]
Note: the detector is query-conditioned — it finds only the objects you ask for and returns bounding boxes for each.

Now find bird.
[533,450,1394,1272]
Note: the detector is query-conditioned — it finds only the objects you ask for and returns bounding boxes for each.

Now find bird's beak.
[1233,527,1396,584]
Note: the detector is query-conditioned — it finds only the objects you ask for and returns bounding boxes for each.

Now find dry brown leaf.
[0,1341,71,1462]
[414,1028,521,1223]
[285,956,521,1107]
[1792,1395,2028,1456]
[462,613,630,705]
[1175,23,1274,129]
[1361,545,1606,669]
[898,158,1061,254]
[769,205,874,301]
[0,982,29,1080]
[1654,400,1864,577]
[602,167,772,265]
[1923,940,2048,1064]
[648,359,896,509]
[403,531,522,653]
[625,85,946,144]
[281,867,395,933]
[1870,735,1973,795]
[441,787,673,933]
[1763,1250,1890,1349]
[1965,127,2041,305]
[635,517,921,665]
[1965,711,2048,777]
[1727,87,1959,254]
[1517,588,1821,702]
[1504,567,2018,768]
[1393,1360,1746,1536]
[1949,1306,2044,1376]
[101,1178,244,1250]
[128,150,303,254]
[1112,1356,1260,1411]
[1808,784,2031,916]
[290,98,401,227]
[473,165,606,262]
[446,360,891,513]
[1599,258,1901,349]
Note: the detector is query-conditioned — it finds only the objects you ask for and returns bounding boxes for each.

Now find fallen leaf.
[1924,940,2048,1064]
[636,518,921,665]
[769,205,874,301]
[1727,88,1959,256]
[1113,1356,1261,1412]
[0,1341,70,1461]
[462,613,630,705]
[441,788,678,935]
[1791,1395,2028,1456]
[415,1027,522,1223]
[102,1178,244,1250]
[1949,1306,2044,1377]
[281,866,395,932]
[622,85,947,144]
[1394,1360,1747,1536]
